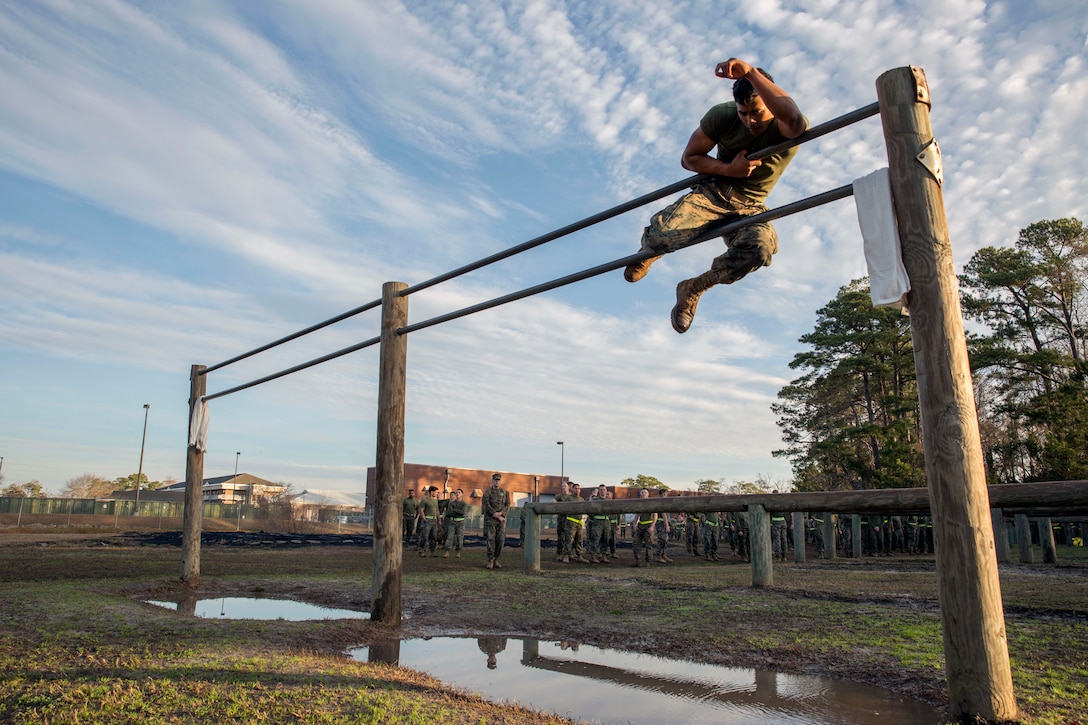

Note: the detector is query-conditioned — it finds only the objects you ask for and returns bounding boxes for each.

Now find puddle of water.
[147,597,369,621]
[349,637,942,725]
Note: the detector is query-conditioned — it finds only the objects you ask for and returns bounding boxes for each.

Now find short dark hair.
[733,68,773,106]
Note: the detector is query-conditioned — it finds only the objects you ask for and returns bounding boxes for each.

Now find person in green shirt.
[401,489,419,545]
[442,489,467,558]
[416,486,440,557]
[624,56,807,333]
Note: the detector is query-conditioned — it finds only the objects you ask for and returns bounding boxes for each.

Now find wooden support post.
[792,512,806,563]
[180,364,206,586]
[525,505,541,573]
[1038,517,1057,564]
[1015,514,1033,564]
[992,509,1010,564]
[372,282,409,625]
[749,503,772,587]
[821,513,835,559]
[852,515,863,559]
[878,66,1017,722]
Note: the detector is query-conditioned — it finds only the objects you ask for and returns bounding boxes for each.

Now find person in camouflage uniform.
[415,487,440,557]
[562,482,589,563]
[685,512,702,557]
[770,511,788,562]
[553,481,572,561]
[401,488,419,545]
[653,489,673,563]
[587,484,610,563]
[483,473,510,569]
[702,510,723,561]
[622,58,808,335]
[731,510,750,561]
[605,489,619,559]
[442,488,467,558]
[631,488,654,567]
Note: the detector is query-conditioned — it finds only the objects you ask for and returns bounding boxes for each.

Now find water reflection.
[147,597,369,621]
[352,637,941,725]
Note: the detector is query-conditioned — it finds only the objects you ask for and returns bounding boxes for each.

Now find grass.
[0,533,1085,724]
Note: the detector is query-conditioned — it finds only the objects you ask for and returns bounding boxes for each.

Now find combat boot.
[671,271,718,333]
[443,551,449,558]
[493,560,502,569]
[561,555,570,564]
[485,559,494,569]
[624,253,662,283]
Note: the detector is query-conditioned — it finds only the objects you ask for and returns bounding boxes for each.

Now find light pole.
[134,404,150,515]
[234,452,242,531]
[556,441,564,486]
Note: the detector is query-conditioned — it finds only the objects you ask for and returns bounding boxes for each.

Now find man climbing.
[624,57,807,333]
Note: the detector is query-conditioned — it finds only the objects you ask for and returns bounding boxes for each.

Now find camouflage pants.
[642,180,777,285]
[654,521,670,558]
[685,518,701,554]
[702,523,719,555]
[587,518,608,557]
[562,519,585,559]
[416,519,438,553]
[443,519,464,552]
[556,516,569,556]
[771,521,788,557]
[633,523,653,563]
[403,515,417,544]
[484,518,505,562]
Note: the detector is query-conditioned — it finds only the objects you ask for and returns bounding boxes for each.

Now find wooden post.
[851,515,863,559]
[792,512,806,563]
[878,66,1017,722]
[180,364,206,586]
[1014,514,1033,564]
[821,513,835,559]
[991,509,1010,564]
[372,282,409,625]
[1038,517,1057,564]
[749,503,773,587]
[524,505,541,572]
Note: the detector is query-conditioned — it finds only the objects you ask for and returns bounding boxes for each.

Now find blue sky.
[1,0,1085,496]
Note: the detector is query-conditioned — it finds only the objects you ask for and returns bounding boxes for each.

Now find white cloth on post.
[853,167,910,311]
[189,397,209,452]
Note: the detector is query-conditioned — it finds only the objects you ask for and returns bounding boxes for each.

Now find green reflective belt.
[592,515,608,520]
[704,522,719,526]
[451,518,464,522]
[638,519,653,525]
[771,517,785,522]
[567,516,583,524]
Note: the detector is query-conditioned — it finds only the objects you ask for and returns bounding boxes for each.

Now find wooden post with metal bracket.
[876,66,1017,722]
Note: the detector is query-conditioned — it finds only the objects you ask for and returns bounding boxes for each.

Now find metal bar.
[747,102,880,162]
[398,184,855,335]
[202,298,382,375]
[203,334,381,401]
[399,176,707,297]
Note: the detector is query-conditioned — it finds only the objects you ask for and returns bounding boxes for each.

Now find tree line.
[0,472,173,499]
[773,217,1087,490]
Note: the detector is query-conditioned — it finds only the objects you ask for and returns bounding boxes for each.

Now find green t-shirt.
[418,497,439,521]
[700,102,806,202]
[402,496,418,517]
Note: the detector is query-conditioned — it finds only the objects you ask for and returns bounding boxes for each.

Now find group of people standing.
[553,482,621,564]
[402,477,947,570]
[400,484,469,559]
[399,472,511,570]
